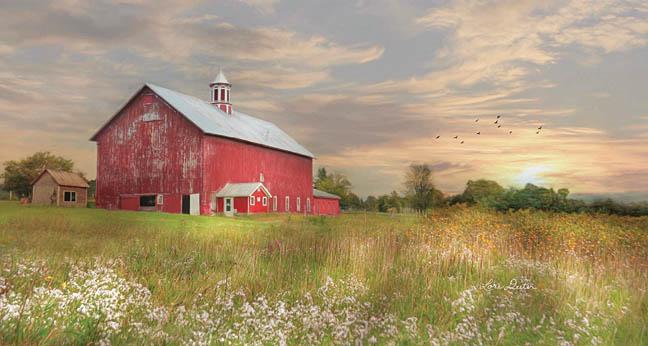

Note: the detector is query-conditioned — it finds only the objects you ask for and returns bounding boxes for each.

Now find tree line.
[2,153,646,216]
[315,164,648,217]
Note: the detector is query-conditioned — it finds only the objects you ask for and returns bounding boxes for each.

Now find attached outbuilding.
[313,188,341,216]
[31,169,89,207]
[212,182,271,216]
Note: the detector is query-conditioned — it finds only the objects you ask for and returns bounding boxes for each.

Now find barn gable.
[91,84,314,159]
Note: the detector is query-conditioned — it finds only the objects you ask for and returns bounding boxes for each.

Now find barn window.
[250,196,255,206]
[140,195,156,207]
[296,197,301,212]
[273,196,277,211]
[285,196,290,211]
[259,173,264,182]
[262,196,268,206]
[64,191,76,202]
[220,89,225,102]
[306,198,311,213]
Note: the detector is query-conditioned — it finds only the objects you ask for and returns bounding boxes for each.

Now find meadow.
[0,201,647,345]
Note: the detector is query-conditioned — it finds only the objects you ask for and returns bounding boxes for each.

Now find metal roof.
[146,84,314,158]
[211,68,230,85]
[214,182,270,197]
[33,169,89,188]
[313,188,341,199]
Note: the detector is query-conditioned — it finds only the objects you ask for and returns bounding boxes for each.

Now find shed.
[31,169,89,207]
[212,182,271,216]
[313,188,341,215]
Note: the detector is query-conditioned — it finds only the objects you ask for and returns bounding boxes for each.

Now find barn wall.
[95,88,203,212]
[201,136,313,214]
[58,186,88,208]
[32,173,58,205]
[314,197,340,216]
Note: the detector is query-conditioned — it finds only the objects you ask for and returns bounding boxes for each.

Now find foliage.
[1,152,77,197]
[454,179,505,207]
[314,167,353,209]
[87,179,97,199]
[403,163,444,211]
[0,203,646,344]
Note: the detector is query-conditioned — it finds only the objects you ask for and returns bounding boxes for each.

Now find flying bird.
[494,120,499,124]
[509,130,513,134]
[475,118,479,122]
[536,131,540,134]
[476,132,481,135]
[435,135,440,139]
[460,141,464,144]
[538,125,543,130]
[497,125,502,128]
[454,136,459,139]
[497,115,501,119]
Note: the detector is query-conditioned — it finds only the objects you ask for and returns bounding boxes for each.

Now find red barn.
[91,70,339,216]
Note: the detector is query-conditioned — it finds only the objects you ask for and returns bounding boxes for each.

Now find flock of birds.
[435,114,544,144]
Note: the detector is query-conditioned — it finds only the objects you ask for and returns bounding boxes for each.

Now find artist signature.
[478,278,536,291]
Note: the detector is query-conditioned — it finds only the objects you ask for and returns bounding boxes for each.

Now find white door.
[224,197,234,216]
[189,193,200,215]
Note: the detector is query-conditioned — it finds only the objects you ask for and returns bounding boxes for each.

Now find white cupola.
[209,68,232,114]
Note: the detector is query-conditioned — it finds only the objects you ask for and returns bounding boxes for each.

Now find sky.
[1,0,648,198]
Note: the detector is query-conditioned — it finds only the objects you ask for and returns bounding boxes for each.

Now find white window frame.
[306,198,311,213]
[285,196,290,211]
[260,173,264,182]
[63,190,76,202]
[157,194,164,205]
[273,196,277,211]
[262,196,268,206]
[249,196,255,206]
[297,197,301,212]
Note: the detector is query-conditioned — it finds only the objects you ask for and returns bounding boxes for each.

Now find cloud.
[315,123,648,196]
[237,0,279,15]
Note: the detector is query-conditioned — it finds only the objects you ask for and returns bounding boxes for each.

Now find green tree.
[2,152,77,197]
[461,179,505,207]
[403,163,437,212]
[364,196,378,211]
[314,167,352,209]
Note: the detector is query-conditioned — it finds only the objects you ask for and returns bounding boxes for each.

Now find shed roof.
[33,169,89,188]
[91,83,314,158]
[313,188,341,200]
[214,182,270,197]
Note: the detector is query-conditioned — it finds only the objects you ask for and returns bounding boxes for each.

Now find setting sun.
[515,165,550,186]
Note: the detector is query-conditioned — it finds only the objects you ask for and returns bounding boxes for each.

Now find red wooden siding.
[314,197,340,216]
[201,136,313,215]
[94,87,203,212]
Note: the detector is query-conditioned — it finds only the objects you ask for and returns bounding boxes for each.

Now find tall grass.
[0,202,647,344]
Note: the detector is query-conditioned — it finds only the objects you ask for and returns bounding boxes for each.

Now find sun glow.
[515,165,550,186]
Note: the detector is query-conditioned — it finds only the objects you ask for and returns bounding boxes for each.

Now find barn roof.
[33,169,89,188]
[214,182,271,197]
[313,188,341,200]
[90,83,314,158]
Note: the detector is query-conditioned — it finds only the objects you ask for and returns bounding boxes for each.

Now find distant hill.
[571,192,648,204]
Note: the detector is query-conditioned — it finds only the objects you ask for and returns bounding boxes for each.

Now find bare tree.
[404,163,435,212]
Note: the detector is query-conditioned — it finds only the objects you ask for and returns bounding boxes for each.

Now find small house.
[31,169,89,207]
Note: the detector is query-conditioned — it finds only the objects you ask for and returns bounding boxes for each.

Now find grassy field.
[0,201,647,345]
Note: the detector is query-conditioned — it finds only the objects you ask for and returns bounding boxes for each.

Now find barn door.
[181,195,190,214]
[189,193,200,215]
